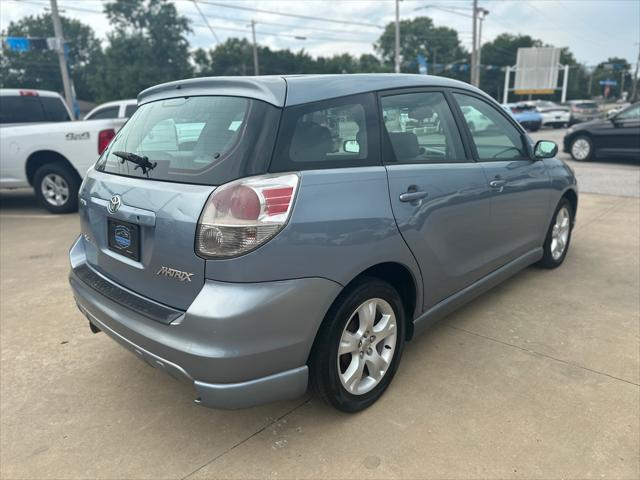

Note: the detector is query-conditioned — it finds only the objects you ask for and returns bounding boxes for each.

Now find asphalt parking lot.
[1,130,639,479]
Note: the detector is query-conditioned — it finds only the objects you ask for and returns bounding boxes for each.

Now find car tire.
[309,277,406,413]
[33,163,80,214]
[537,198,574,269]
[569,135,594,161]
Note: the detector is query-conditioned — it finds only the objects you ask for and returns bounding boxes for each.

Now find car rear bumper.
[68,236,342,409]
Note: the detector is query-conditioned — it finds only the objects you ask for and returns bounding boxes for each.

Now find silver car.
[69,74,578,412]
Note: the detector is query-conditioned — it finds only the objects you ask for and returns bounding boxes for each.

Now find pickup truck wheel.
[309,277,405,412]
[33,163,80,213]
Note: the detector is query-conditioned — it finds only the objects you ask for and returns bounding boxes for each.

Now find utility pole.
[50,0,75,119]
[471,0,478,86]
[631,44,640,102]
[476,8,488,89]
[395,0,401,73]
[432,47,438,75]
[250,20,259,76]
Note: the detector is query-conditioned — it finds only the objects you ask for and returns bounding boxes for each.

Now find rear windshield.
[0,95,70,124]
[575,102,598,110]
[95,96,280,186]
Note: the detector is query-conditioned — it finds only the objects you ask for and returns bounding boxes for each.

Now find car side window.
[271,93,379,172]
[87,106,119,120]
[453,93,528,161]
[381,91,466,164]
[616,104,639,121]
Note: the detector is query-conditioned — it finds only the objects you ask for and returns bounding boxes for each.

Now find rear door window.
[380,91,466,163]
[271,93,380,171]
[96,96,280,186]
[0,96,46,123]
[453,93,528,161]
[124,104,138,118]
[41,96,71,122]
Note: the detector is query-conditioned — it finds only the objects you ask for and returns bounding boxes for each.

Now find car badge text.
[107,195,122,214]
[156,266,194,282]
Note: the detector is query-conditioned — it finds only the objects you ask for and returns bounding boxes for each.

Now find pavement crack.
[445,324,640,387]
[181,397,310,479]
[580,196,634,229]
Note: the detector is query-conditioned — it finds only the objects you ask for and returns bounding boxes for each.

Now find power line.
[183,9,375,39]
[191,0,219,44]
[195,1,383,29]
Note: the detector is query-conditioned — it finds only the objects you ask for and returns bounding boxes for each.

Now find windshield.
[96,96,281,185]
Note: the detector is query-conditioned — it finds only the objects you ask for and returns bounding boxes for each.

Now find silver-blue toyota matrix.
[69,74,578,412]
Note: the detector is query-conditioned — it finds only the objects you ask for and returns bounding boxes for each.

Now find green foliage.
[193,38,389,77]
[479,34,541,100]
[589,57,633,99]
[375,16,467,77]
[0,13,102,100]
[0,8,629,104]
[92,0,193,102]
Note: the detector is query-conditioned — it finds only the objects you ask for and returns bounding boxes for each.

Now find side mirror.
[343,140,360,154]
[534,140,558,159]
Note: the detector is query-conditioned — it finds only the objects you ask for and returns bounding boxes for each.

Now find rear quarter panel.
[204,167,423,315]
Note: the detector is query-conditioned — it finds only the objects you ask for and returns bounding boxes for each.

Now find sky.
[1,0,639,68]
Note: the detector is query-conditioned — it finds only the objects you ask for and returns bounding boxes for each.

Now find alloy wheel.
[337,298,398,395]
[551,206,571,260]
[40,173,69,207]
[571,138,591,160]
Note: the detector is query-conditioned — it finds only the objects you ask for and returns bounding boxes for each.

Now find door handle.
[399,191,428,203]
[489,179,507,189]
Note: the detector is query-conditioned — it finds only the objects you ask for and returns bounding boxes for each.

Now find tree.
[479,34,542,101]
[193,39,389,77]
[0,13,102,100]
[589,57,633,99]
[93,0,192,102]
[375,16,466,78]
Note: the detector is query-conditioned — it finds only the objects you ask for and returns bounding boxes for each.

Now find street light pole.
[476,8,488,89]
[631,44,640,102]
[250,19,259,76]
[395,0,401,73]
[50,0,75,119]
[471,0,478,86]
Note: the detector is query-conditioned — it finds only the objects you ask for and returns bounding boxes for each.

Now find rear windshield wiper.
[112,151,157,176]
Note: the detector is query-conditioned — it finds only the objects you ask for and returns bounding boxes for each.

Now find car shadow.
[0,188,47,214]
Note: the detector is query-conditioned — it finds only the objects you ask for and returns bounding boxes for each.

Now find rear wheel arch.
[562,189,578,221]
[26,150,80,186]
[319,262,419,345]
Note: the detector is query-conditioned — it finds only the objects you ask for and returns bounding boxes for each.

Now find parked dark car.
[563,102,640,161]
[566,100,601,125]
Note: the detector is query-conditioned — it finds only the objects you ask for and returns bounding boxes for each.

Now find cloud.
[1,0,638,65]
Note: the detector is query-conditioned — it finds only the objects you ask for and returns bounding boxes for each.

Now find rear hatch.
[79,94,281,311]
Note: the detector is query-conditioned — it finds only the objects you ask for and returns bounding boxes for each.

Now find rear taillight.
[98,129,116,155]
[196,173,299,258]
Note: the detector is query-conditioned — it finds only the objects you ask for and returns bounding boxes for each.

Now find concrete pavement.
[0,192,638,479]
[529,128,640,198]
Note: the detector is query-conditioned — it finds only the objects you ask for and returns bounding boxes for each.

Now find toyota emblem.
[107,195,122,214]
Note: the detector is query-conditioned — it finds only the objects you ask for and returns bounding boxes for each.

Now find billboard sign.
[514,47,561,95]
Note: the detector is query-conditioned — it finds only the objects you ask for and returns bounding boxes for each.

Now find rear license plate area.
[108,219,140,261]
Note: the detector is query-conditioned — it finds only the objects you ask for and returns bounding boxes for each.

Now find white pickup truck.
[0,89,127,213]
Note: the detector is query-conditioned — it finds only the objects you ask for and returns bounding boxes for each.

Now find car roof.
[0,88,61,98]
[138,74,483,108]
